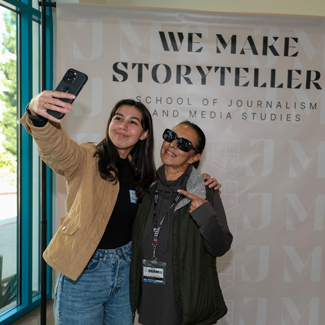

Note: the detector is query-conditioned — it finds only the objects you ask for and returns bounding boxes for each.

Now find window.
[0,4,18,315]
[0,0,53,323]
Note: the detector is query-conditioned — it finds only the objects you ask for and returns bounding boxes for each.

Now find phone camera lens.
[67,70,77,81]
[63,70,78,83]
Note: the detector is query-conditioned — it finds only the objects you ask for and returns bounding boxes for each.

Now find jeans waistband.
[93,241,132,261]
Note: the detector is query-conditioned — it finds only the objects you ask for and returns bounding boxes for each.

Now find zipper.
[132,187,156,312]
[176,210,182,323]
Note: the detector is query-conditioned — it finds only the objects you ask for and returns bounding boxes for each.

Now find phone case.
[47,68,88,119]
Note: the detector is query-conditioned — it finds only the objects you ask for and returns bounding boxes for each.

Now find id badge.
[129,190,137,204]
[142,259,166,285]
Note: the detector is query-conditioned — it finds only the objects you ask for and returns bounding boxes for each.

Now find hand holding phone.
[47,68,88,119]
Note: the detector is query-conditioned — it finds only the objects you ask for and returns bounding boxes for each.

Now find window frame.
[0,0,54,323]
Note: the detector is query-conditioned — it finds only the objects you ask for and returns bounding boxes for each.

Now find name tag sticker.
[129,190,137,204]
[142,259,166,284]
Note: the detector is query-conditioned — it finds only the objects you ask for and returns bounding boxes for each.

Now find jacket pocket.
[58,217,79,235]
[45,217,80,260]
[179,265,223,323]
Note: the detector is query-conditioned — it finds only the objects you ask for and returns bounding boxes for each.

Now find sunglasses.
[162,129,200,153]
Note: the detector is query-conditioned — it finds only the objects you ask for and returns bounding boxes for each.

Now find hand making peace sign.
[177,189,208,213]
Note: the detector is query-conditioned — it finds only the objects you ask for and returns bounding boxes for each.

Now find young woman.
[130,121,233,325]
[21,91,220,325]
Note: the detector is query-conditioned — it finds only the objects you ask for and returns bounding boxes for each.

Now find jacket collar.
[175,166,206,211]
[146,166,206,211]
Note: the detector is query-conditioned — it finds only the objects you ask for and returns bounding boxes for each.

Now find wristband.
[25,105,48,127]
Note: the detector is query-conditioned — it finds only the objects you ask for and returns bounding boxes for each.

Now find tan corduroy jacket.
[20,114,119,280]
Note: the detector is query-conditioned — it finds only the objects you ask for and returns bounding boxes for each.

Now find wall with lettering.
[55,4,325,324]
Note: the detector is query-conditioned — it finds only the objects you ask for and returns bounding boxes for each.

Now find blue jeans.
[54,241,133,325]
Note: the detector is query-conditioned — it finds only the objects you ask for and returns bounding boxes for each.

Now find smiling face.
[160,124,201,179]
[108,105,148,158]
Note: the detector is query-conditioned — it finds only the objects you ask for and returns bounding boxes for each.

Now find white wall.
[75,0,325,16]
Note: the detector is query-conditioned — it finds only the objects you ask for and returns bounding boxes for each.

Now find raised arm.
[21,91,87,180]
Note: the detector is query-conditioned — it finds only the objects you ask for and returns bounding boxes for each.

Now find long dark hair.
[177,120,206,169]
[94,99,156,201]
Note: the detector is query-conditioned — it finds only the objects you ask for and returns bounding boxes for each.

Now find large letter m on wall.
[286,194,325,231]
[289,141,325,178]
[281,297,319,325]
[284,246,322,282]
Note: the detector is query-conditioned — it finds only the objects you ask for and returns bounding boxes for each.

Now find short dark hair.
[176,120,205,168]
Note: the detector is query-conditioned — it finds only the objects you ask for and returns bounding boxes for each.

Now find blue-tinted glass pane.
[0,5,18,313]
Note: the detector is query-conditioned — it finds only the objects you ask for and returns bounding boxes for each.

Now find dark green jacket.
[130,173,232,325]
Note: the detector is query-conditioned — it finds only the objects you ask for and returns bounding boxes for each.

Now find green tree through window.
[0,8,17,311]
[0,10,17,187]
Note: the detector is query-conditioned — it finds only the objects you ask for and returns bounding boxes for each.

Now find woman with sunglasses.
[130,121,233,325]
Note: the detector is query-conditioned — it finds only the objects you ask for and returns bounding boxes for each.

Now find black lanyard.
[152,185,186,259]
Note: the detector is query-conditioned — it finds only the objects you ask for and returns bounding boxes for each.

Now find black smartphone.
[47,68,88,119]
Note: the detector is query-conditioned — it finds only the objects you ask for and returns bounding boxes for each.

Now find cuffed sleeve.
[25,105,48,127]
